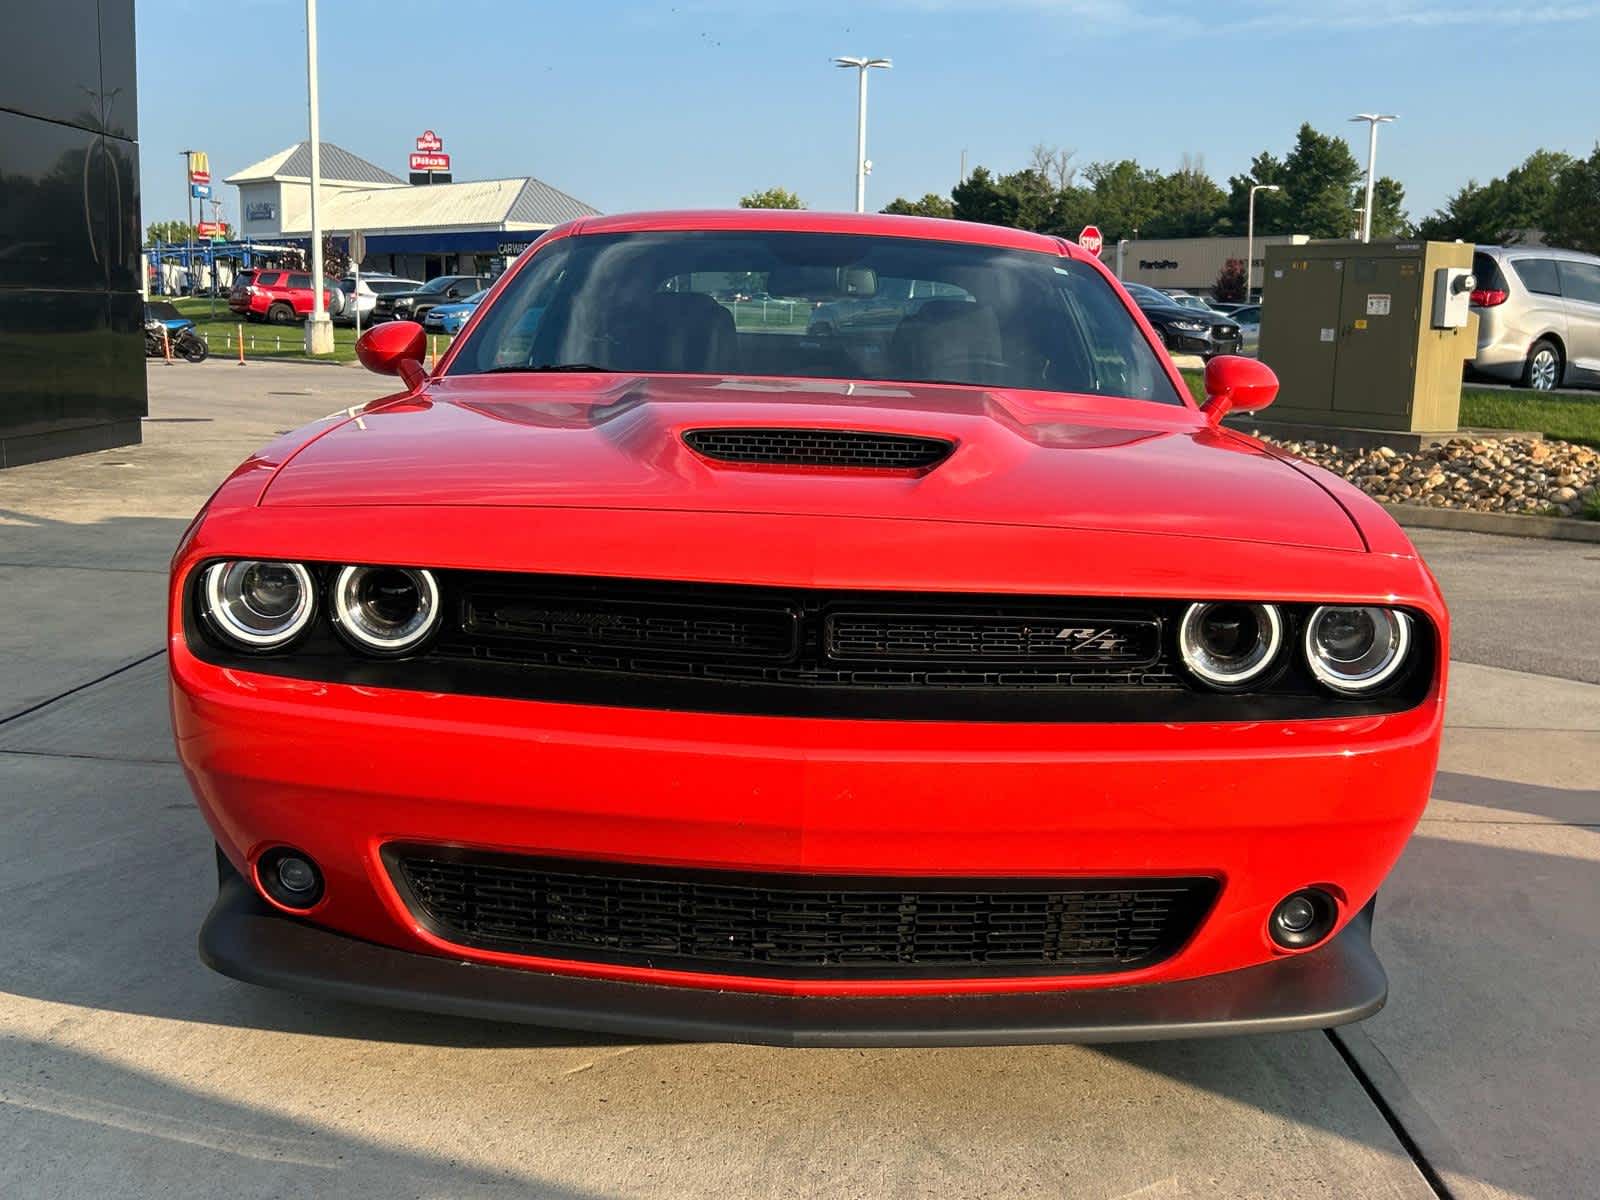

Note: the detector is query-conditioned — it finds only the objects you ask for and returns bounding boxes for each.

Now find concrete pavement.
[0,360,1594,1197]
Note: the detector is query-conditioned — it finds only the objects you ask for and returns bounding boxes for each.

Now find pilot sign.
[1366,293,1392,316]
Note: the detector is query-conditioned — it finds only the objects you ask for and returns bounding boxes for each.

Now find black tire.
[180,336,208,363]
[1521,338,1562,391]
[267,303,295,326]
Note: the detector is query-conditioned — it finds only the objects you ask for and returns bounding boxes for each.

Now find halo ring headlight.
[1304,606,1412,694]
[1178,601,1283,689]
[202,560,315,650]
[331,565,441,655]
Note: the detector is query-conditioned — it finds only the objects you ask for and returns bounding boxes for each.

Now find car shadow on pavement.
[1431,767,1600,824]
[0,1036,616,1199]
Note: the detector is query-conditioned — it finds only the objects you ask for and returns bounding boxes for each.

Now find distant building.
[225,142,599,280]
[1104,234,1312,296]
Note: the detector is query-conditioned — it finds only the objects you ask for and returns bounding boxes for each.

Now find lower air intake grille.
[388,848,1218,979]
[683,427,954,470]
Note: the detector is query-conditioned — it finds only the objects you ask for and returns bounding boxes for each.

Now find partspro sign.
[409,130,450,173]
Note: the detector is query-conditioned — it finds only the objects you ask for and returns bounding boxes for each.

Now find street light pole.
[1245,183,1280,302]
[1348,113,1397,244]
[833,56,891,213]
[304,0,333,354]
[178,149,195,298]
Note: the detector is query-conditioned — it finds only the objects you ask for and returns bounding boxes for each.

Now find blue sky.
[138,0,1600,227]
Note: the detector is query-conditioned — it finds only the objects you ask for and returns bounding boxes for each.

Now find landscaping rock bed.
[1259,435,1600,519]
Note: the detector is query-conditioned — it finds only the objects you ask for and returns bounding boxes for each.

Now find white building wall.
[1105,234,1311,294]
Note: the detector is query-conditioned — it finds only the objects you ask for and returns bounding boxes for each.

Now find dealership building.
[1104,233,1312,295]
[226,142,599,280]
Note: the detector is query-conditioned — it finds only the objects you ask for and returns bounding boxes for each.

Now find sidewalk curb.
[1389,504,1600,543]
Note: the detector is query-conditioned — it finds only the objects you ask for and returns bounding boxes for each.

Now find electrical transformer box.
[1258,241,1478,435]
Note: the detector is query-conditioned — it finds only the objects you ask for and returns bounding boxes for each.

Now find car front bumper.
[201,850,1386,1046]
[1164,329,1241,357]
[173,637,1441,1029]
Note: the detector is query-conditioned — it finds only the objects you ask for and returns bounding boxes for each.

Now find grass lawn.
[1458,387,1600,448]
[1179,369,1600,448]
[170,298,453,366]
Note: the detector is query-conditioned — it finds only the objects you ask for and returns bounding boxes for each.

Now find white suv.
[1471,246,1600,390]
[335,276,423,327]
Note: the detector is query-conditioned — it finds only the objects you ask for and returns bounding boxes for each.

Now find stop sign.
[1078,225,1104,256]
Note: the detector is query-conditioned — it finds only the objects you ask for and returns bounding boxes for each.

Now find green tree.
[1370,177,1411,239]
[995,168,1059,231]
[1545,145,1600,252]
[881,193,954,218]
[1145,156,1227,238]
[1281,123,1363,238]
[146,220,197,245]
[1417,149,1574,243]
[1222,152,1290,235]
[1084,159,1161,241]
[739,186,804,210]
[951,167,1020,227]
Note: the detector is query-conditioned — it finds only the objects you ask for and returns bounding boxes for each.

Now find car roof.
[1476,243,1600,266]
[573,209,1085,259]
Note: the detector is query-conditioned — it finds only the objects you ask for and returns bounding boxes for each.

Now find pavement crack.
[0,650,166,728]
[1326,1027,1458,1200]
[0,748,177,766]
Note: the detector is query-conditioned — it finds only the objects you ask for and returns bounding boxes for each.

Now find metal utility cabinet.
[1257,241,1477,436]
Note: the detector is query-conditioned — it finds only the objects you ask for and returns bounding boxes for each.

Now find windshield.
[369,279,418,294]
[419,277,456,294]
[448,231,1182,404]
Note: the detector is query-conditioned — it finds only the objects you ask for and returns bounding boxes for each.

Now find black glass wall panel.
[0,0,144,467]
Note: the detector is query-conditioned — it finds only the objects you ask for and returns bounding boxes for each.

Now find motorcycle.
[144,320,209,363]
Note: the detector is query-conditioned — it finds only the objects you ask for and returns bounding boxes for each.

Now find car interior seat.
[888,299,1004,384]
[607,292,738,374]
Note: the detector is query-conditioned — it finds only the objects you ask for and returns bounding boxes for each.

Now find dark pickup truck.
[370,275,489,324]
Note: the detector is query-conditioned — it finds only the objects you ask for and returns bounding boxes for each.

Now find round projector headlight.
[331,565,441,654]
[202,560,315,650]
[1178,601,1283,689]
[1304,606,1412,694]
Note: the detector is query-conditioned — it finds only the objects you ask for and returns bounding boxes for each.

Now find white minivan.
[1471,246,1600,390]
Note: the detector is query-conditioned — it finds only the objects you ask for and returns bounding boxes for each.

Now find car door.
[285,272,313,314]
[1555,260,1600,380]
[1505,256,1569,374]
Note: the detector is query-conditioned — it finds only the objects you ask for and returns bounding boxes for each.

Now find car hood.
[1142,304,1233,325]
[260,374,1364,551]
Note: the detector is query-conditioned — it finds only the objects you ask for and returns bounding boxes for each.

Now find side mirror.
[356,320,427,389]
[1200,355,1278,425]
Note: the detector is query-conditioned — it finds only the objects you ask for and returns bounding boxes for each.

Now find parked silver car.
[1227,303,1262,357]
[1471,245,1600,390]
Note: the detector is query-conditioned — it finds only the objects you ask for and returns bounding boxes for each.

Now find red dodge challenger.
[170,210,1447,1045]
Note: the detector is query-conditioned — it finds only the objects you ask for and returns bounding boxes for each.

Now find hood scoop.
[682,427,954,471]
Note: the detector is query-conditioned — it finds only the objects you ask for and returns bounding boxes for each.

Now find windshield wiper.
[478,362,613,374]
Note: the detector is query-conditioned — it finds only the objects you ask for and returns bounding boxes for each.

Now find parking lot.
[1,360,1595,1199]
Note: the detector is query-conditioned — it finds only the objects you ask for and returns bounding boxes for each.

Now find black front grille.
[432,576,1186,716]
[684,427,953,470]
[463,589,797,659]
[826,612,1160,665]
[388,847,1218,979]
[187,568,1436,721]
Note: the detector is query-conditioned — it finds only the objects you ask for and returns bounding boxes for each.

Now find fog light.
[277,857,317,894]
[257,847,324,909]
[1269,888,1336,949]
